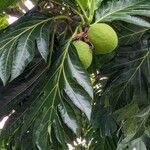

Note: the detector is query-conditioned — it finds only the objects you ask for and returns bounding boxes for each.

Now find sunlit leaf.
[0,12,59,85]
[96,0,150,27]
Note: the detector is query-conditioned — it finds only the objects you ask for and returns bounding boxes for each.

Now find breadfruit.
[87,23,118,54]
[73,41,92,69]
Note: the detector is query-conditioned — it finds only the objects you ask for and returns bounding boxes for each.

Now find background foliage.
[0,0,149,149]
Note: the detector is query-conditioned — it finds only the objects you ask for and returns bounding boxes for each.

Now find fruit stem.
[71,7,86,25]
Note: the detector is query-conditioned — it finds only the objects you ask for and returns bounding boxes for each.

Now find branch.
[5,8,24,18]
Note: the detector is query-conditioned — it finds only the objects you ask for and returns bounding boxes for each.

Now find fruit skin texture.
[73,41,92,69]
[87,23,118,54]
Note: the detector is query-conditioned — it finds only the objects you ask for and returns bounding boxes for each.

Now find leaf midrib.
[0,15,69,51]
[96,0,146,23]
[0,18,52,51]
[22,28,78,133]
[119,28,149,39]
[116,49,150,104]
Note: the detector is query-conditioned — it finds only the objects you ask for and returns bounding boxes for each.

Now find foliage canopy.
[0,0,149,149]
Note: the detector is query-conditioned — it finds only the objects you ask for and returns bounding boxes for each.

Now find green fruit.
[87,23,118,54]
[73,41,92,69]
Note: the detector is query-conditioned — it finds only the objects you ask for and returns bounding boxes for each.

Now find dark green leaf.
[0,38,93,148]
[114,22,150,45]
[0,0,17,11]
[92,104,117,137]
[96,0,150,27]
[0,12,56,85]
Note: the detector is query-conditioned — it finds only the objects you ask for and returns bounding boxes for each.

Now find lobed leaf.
[96,0,150,27]
[0,12,55,85]
[0,39,93,149]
